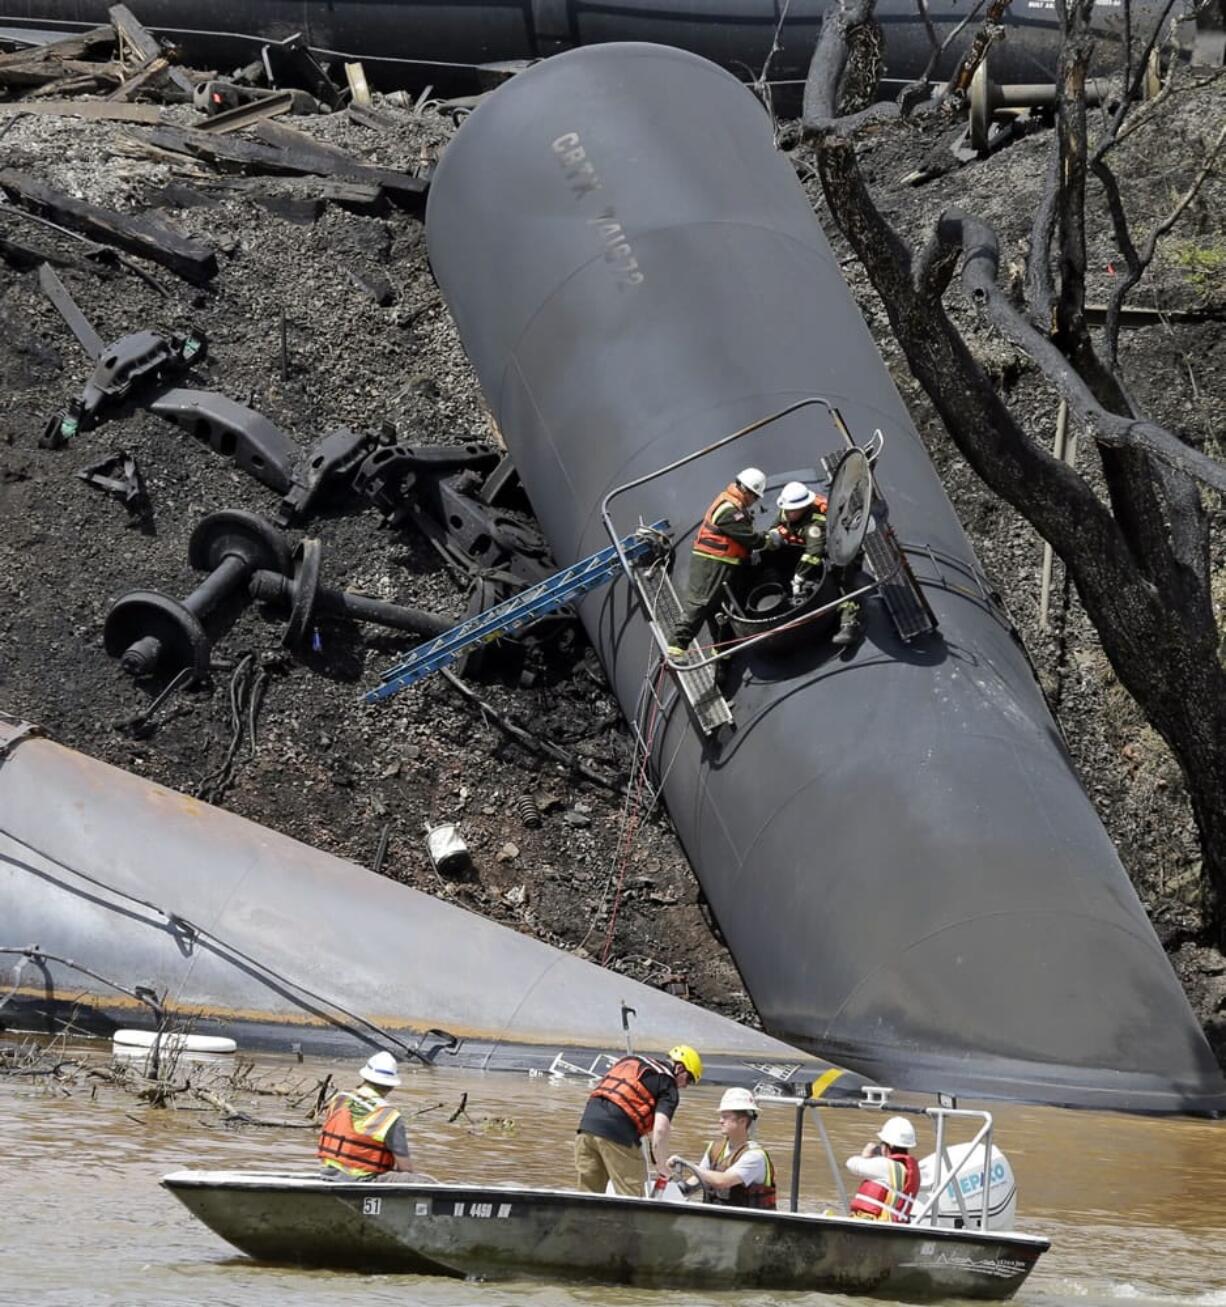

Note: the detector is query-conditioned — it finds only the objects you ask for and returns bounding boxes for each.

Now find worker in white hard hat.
[317,1051,417,1181]
[668,467,773,657]
[845,1115,921,1222]
[766,479,861,647]
[667,1087,776,1210]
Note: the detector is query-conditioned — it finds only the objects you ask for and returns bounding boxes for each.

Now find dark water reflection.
[4,1045,1225,1306]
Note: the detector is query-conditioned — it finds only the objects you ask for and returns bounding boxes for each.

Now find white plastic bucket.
[426,823,470,876]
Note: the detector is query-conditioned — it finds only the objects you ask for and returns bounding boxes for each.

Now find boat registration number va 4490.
[450,1201,514,1218]
[357,1197,516,1218]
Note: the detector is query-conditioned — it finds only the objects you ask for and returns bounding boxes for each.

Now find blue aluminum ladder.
[365,521,670,702]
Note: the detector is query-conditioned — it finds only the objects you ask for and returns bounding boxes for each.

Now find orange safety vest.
[849,1150,920,1223]
[317,1088,402,1177]
[707,1139,777,1210]
[693,484,757,564]
[588,1055,673,1137]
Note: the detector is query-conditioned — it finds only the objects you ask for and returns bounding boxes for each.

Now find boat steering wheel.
[668,1157,716,1202]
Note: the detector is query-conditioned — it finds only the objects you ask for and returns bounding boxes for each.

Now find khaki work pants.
[574,1131,646,1197]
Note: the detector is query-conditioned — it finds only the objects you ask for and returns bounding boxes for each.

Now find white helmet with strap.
[718,1087,759,1115]
[777,480,816,511]
[736,467,767,498]
[878,1115,917,1149]
[360,1050,402,1087]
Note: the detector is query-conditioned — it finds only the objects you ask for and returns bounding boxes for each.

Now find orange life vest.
[317,1088,401,1177]
[693,484,756,563]
[849,1150,920,1223]
[773,495,829,548]
[588,1055,672,1137]
[707,1139,777,1210]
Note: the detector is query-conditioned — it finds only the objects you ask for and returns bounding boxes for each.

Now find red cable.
[600,663,668,967]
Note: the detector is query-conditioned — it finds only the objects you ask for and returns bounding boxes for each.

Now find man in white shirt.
[669,1087,776,1209]
[845,1115,921,1222]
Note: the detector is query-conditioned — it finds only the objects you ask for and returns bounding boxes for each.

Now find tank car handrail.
[599,396,869,672]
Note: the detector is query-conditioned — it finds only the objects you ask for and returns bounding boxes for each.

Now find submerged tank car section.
[0,717,862,1094]
[424,43,1226,1114]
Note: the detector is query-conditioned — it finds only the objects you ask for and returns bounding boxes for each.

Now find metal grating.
[863,518,938,643]
[647,571,733,735]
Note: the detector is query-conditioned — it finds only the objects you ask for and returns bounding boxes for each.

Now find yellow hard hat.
[669,1044,703,1084]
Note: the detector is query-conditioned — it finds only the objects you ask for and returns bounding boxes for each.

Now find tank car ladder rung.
[863,513,938,643]
[643,571,733,735]
[365,521,669,702]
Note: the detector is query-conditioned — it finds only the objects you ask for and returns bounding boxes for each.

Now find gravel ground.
[1,67,1223,1059]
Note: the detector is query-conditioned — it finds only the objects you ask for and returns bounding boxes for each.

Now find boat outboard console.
[918,1142,1018,1232]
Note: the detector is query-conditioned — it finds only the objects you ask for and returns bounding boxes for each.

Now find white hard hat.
[718,1087,759,1114]
[878,1116,917,1149]
[360,1050,401,1088]
[736,467,767,498]
[777,480,816,511]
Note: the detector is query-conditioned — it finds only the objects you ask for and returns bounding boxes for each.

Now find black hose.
[0,826,440,1065]
[0,944,164,1023]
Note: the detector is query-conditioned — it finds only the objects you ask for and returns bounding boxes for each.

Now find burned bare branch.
[943,207,1226,496]
[1089,154,1144,367]
[913,222,962,300]
[1098,118,1226,366]
[943,0,1013,98]
[1025,147,1062,332]
[802,0,901,135]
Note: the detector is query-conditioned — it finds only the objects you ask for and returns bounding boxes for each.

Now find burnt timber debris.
[0,7,430,226]
[141,125,428,211]
[2,169,219,282]
[106,2,193,97]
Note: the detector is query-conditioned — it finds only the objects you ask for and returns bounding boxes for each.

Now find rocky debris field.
[0,64,1223,1057]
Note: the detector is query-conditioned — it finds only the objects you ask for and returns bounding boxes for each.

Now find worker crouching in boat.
[846,1116,921,1221]
[575,1044,704,1196]
[671,1087,777,1209]
[317,1052,418,1182]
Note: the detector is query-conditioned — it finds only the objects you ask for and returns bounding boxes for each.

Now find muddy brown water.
[3,1045,1224,1307]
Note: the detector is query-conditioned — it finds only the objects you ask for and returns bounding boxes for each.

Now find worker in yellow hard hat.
[574,1044,703,1196]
